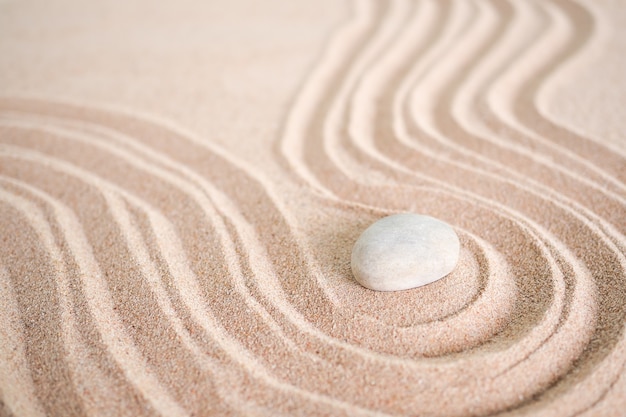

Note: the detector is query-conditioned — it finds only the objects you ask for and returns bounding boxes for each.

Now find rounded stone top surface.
[351,213,460,291]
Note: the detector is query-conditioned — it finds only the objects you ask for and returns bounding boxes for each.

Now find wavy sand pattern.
[1,0,625,416]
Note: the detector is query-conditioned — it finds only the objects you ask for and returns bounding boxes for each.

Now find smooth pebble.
[351,213,460,291]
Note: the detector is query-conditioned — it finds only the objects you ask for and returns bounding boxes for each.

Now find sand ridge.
[1,0,625,416]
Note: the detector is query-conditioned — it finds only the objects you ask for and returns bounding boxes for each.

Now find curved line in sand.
[0,92,620,414]
[0,264,47,417]
[0,146,387,416]
[0,113,531,363]
[0,181,189,417]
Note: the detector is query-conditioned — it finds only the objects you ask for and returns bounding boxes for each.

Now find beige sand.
[1,0,625,416]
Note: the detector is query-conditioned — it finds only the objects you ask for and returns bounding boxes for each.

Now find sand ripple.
[1,0,625,416]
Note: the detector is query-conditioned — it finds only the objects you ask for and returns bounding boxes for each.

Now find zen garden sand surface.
[1,0,625,416]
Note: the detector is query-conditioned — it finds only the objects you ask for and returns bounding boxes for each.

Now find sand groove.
[1,0,625,416]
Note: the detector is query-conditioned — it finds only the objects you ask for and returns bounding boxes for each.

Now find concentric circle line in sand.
[569,357,626,417]
[342,231,514,328]
[0,178,191,417]
[495,329,626,416]
[0,147,393,417]
[276,166,596,358]
[0,265,47,417]
[283,175,604,374]
[310,123,621,393]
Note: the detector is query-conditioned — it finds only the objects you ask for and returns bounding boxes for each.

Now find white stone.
[351,213,460,291]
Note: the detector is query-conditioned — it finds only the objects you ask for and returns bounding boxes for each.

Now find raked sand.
[1,0,625,416]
